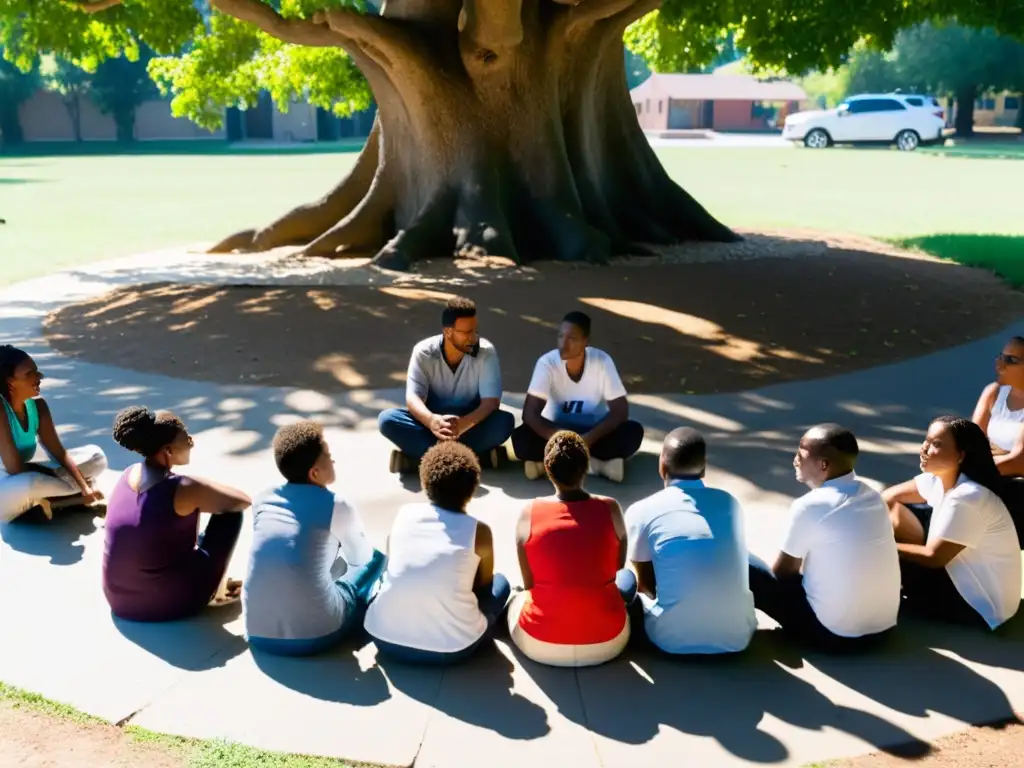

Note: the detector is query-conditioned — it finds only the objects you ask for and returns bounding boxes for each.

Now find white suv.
[782,94,945,151]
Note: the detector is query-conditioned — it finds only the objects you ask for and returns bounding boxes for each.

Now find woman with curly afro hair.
[103,406,250,622]
[365,440,510,664]
[507,430,636,667]
[0,344,107,522]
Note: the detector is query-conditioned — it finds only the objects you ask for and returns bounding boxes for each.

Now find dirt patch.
[45,236,1023,395]
[825,717,1024,767]
[0,701,183,768]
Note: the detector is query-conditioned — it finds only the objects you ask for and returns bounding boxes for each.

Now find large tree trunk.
[63,95,83,143]
[114,107,135,143]
[954,86,976,138]
[1016,94,1024,131]
[207,0,737,270]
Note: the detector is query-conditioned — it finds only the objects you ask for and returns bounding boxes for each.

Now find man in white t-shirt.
[378,296,515,474]
[511,311,643,482]
[625,427,756,655]
[749,424,900,651]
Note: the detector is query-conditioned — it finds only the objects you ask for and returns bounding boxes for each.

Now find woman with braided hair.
[0,344,107,522]
[103,406,250,622]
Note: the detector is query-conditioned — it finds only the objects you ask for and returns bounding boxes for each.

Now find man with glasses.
[378,296,514,473]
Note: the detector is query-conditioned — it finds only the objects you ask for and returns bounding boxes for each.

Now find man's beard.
[464,341,480,357]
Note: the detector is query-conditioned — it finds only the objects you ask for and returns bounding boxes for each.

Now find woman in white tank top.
[972,336,1024,547]
[973,337,1024,475]
[364,442,510,664]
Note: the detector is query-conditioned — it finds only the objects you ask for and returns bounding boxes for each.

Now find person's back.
[518,496,624,645]
[626,481,755,654]
[244,483,371,642]
[794,477,900,637]
[364,502,486,653]
[103,470,197,620]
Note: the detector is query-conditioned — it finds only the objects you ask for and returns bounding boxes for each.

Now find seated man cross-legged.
[625,428,756,655]
[512,312,643,483]
[378,296,515,474]
[244,421,386,656]
[749,424,900,652]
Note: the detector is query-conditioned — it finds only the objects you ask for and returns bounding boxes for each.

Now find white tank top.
[364,503,486,653]
[988,386,1024,452]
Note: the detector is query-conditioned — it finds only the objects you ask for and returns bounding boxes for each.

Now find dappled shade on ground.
[44,245,1022,395]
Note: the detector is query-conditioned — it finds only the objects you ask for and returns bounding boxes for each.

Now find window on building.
[635,103,641,115]
[1006,96,1021,110]
[985,98,996,110]
[645,99,650,112]
[658,100,663,113]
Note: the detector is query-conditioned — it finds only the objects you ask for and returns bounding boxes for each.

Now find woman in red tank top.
[508,431,636,667]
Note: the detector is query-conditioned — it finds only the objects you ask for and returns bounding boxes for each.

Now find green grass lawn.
[1,142,1022,286]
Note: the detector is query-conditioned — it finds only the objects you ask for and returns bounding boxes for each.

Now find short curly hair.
[544,430,590,488]
[273,420,326,484]
[419,441,480,511]
[112,406,186,457]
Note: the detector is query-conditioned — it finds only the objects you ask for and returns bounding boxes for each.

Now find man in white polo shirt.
[626,427,756,655]
[511,311,643,482]
[378,296,514,473]
[749,423,900,651]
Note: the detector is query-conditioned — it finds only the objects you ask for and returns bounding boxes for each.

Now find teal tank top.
[3,397,39,463]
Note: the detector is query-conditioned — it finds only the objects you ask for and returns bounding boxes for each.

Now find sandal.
[209,578,243,607]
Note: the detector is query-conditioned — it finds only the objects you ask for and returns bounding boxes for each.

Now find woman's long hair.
[932,415,1010,506]
[0,345,29,404]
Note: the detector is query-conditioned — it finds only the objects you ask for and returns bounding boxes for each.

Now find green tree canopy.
[2,1,1021,131]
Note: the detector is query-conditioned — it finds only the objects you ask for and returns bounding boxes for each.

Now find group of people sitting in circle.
[2,305,1024,665]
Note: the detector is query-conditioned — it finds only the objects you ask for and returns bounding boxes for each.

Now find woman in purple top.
[103,406,251,622]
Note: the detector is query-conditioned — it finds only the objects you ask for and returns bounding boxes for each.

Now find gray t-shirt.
[406,334,502,407]
[243,483,373,641]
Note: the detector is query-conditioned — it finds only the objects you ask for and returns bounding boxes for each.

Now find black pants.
[511,420,645,462]
[1002,478,1024,549]
[748,556,892,653]
[899,560,989,629]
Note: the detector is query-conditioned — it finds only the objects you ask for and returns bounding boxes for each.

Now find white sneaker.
[524,461,544,480]
[592,457,625,483]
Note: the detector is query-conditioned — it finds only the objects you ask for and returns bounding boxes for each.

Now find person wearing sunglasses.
[972,336,1024,545]
[103,406,250,622]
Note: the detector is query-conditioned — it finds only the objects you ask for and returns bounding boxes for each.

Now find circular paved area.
[3,241,1024,768]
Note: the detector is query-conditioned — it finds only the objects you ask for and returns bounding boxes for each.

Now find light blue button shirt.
[625,479,756,654]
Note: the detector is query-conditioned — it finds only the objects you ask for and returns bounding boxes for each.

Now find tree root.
[207,121,381,253]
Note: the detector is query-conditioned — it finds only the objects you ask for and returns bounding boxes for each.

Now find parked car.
[896,92,945,121]
[782,94,946,151]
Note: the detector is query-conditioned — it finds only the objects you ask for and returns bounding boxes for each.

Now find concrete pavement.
[2,248,1024,767]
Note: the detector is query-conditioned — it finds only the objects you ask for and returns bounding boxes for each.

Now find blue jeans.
[372,573,512,665]
[248,550,387,657]
[748,555,891,653]
[378,395,515,461]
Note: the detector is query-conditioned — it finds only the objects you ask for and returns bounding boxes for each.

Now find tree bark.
[954,86,976,138]
[1016,94,1024,131]
[63,95,83,143]
[207,0,737,269]
[114,107,135,143]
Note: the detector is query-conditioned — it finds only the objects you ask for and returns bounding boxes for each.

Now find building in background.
[15,89,376,143]
[631,74,808,133]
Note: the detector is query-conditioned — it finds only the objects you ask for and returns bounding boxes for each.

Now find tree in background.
[1,1,1022,269]
[91,48,158,141]
[895,23,1024,136]
[0,54,39,147]
[39,56,92,142]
